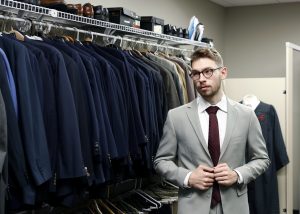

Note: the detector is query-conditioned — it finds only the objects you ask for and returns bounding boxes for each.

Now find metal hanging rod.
[0,14,195,53]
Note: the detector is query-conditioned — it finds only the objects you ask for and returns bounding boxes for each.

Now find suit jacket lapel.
[186,100,210,156]
[220,98,238,159]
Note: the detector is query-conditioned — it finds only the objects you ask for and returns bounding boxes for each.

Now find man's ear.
[220,67,228,80]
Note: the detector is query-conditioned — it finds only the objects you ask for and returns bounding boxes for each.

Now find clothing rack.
[0,2,200,213]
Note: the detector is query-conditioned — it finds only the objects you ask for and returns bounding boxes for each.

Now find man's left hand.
[213,163,238,186]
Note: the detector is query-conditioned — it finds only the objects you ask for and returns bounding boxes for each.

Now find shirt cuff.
[234,169,244,184]
[183,171,192,188]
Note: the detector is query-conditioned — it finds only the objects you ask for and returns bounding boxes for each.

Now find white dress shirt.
[183,94,243,187]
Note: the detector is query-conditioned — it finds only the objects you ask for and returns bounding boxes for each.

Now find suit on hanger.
[0,36,52,188]
[124,52,162,167]
[44,39,104,186]
[91,44,145,158]
[0,47,36,207]
[142,55,180,110]
[0,89,7,214]
[24,39,86,180]
[147,53,184,105]
[100,48,149,167]
[168,56,195,102]
[154,98,270,214]
[132,53,168,127]
[71,42,137,182]
[68,42,119,181]
[20,41,58,178]
[85,44,130,160]
[81,43,129,160]
[248,102,289,214]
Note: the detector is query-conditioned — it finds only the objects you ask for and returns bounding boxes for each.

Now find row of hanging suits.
[0,33,195,210]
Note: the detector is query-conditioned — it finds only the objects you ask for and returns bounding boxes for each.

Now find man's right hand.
[188,165,215,190]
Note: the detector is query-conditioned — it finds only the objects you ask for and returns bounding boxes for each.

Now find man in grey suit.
[154,47,270,214]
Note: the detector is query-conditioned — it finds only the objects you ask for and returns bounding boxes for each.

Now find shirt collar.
[197,94,228,113]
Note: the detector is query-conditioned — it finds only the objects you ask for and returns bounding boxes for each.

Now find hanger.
[124,40,134,56]
[163,180,179,189]
[71,27,83,46]
[84,30,93,42]
[88,206,96,214]
[242,94,260,110]
[138,189,162,208]
[73,27,80,41]
[110,35,123,50]
[93,200,103,214]
[118,36,123,49]
[97,199,114,214]
[1,17,12,34]
[134,189,161,209]
[153,45,159,55]
[105,199,126,214]
[1,17,25,41]
[113,200,135,214]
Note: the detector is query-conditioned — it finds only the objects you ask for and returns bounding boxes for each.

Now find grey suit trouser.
[209,203,223,214]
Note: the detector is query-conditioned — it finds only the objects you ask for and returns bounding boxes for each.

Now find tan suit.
[154,98,270,214]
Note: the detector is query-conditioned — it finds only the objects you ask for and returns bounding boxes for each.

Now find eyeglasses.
[189,67,222,80]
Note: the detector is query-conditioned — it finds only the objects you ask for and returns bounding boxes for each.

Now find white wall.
[224,3,300,78]
[65,0,226,51]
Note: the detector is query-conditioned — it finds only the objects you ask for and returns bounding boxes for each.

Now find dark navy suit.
[0,37,52,187]
[78,43,131,163]
[100,48,147,160]
[45,39,104,186]
[0,46,36,206]
[24,39,85,180]
[0,82,7,214]
[67,42,117,182]
[248,102,289,214]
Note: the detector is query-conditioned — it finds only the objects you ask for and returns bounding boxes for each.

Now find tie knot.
[206,106,219,114]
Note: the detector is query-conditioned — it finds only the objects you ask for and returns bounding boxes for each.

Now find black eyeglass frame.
[189,67,223,80]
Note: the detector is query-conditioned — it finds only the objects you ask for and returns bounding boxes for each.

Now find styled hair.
[191,47,223,67]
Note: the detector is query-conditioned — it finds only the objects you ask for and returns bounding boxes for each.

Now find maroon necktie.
[206,106,221,207]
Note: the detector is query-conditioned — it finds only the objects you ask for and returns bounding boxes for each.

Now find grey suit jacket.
[154,98,270,214]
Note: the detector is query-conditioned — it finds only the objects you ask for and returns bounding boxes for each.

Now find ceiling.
[210,0,300,7]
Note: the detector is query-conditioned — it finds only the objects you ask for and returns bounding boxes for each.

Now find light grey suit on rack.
[154,98,270,214]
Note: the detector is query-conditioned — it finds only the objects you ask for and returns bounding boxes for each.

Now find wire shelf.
[0,0,208,47]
